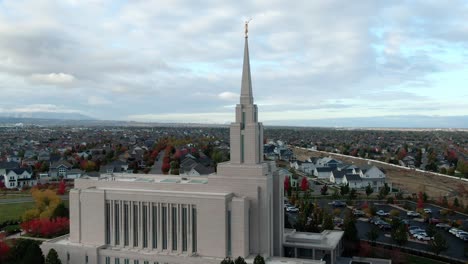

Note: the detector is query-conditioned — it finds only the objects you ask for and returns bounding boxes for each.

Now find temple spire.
[240,27,253,105]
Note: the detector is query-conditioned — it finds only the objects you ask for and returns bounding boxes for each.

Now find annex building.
[41,27,342,264]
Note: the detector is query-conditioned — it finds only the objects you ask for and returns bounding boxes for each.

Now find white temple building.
[41,27,342,264]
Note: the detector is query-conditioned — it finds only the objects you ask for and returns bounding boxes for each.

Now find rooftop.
[84,173,208,185]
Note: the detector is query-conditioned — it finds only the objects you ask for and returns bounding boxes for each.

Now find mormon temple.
[41,26,343,264]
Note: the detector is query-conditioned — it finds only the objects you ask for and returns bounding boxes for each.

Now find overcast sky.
[0,0,467,125]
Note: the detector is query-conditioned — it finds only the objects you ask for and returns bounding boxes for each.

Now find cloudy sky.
[0,0,467,125]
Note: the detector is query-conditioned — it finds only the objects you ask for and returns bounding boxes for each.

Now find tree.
[234,256,247,264]
[57,180,66,195]
[454,197,460,208]
[429,232,448,255]
[21,242,44,264]
[300,176,309,192]
[365,183,373,198]
[253,255,265,264]
[322,212,334,230]
[320,184,328,195]
[23,189,62,221]
[220,257,234,264]
[0,241,10,263]
[343,213,358,242]
[348,188,357,200]
[417,191,424,209]
[52,202,69,219]
[366,227,379,246]
[45,248,62,264]
[340,183,350,196]
[378,183,390,199]
[284,176,290,196]
[426,224,437,237]
[391,223,408,246]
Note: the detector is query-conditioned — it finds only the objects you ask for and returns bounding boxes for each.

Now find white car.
[423,208,432,214]
[455,230,468,238]
[376,210,389,217]
[286,206,299,213]
[414,233,432,241]
[449,228,460,235]
[435,223,451,230]
[409,228,425,235]
[407,211,420,217]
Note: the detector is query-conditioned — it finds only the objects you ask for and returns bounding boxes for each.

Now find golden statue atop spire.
[245,18,252,38]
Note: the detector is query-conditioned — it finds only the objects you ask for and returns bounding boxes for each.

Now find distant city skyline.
[0,1,467,126]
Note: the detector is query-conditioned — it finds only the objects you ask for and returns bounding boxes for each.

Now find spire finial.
[244,18,252,38]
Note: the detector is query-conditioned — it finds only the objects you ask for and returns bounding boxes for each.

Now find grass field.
[0,200,69,223]
[0,202,35,222]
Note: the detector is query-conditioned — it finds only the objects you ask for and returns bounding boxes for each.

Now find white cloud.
[218,91,238,101]
[5,104,80,113]
[30,73,76,84]
[87,95,111,105]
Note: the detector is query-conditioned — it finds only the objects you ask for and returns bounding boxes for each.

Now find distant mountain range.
[0,112,94,120]
[0,112,467,129]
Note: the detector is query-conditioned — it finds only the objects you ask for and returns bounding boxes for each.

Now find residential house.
[315,157,342,168]
[49,160,73,179]
[360,165,387,192]
[0,161,19,176]
[316,167,333,180]
[329,169,346,185]
[37,150,51,162]
[342,174,363,188]
[4,168,35,189]
[100,160,130,175]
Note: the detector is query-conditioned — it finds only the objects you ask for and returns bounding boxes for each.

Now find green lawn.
[0,202,35,222]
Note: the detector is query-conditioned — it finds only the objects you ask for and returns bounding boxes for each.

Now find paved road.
[150,150,165,174]
[0,195,69,205]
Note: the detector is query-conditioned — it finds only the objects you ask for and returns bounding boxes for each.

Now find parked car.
[369,216,381,224]
[428,218,441,224]
[414,233,432,241]
[459,233,468,241]
[423,208,432,214]
[407,211,420,217]
[333,217,344,227]
[436,223,452,230]
[449,228,460,235]
[286,206,299,213]
[379,222,391,230]
[331,200,347,207]
[455,230,468,238]
[376,210,390,217]
[353,209,366,217]
[409,228,426,235]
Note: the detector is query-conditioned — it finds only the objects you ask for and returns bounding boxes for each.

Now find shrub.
[389,209,400,217]
[253,255,265,264]
[234,256,247,264]
[21,217,69,238]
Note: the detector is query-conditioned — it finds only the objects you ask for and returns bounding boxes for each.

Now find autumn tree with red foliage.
[161,163,170,174]
[300,177,309,192]
[57,180,66,195]
[284,176,290,193]
[0,241,10,262]
[21,217,69,238]
[417,191,424,209]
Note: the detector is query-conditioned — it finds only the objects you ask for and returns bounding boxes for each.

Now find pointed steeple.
[226,24,264,165]
[240,36,253,105]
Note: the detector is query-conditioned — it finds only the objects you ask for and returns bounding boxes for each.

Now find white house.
[316,167,333,180]
[360,166,387,192]
[4,168,35,189]
[342,174,363,189]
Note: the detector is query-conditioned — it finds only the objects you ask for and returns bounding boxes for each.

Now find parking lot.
[285,199,468,261]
